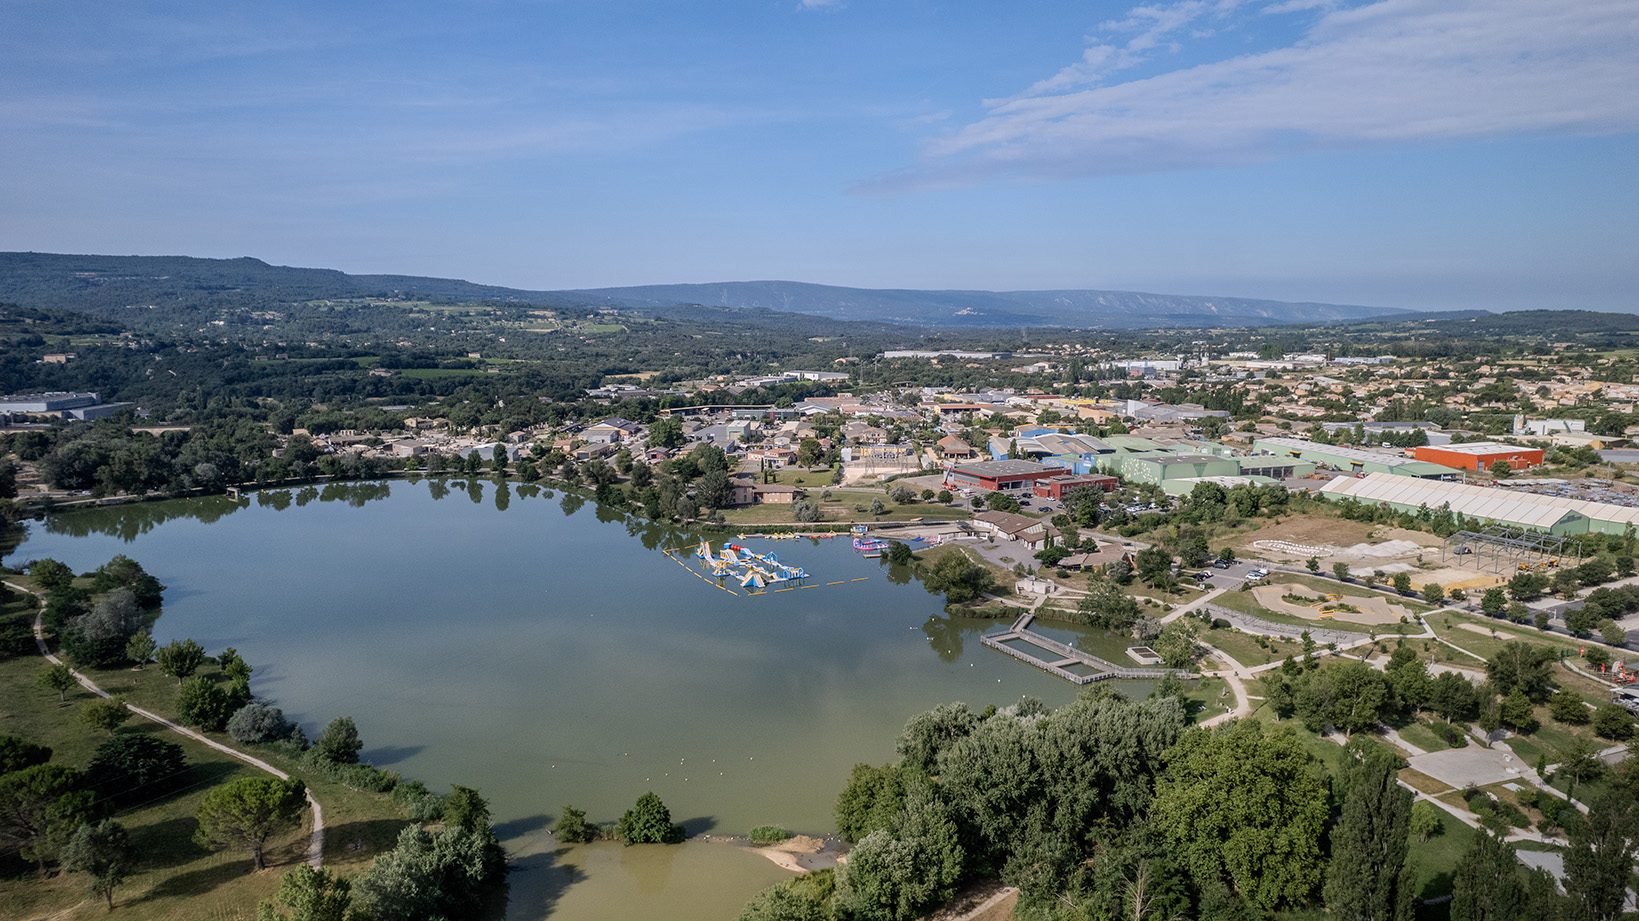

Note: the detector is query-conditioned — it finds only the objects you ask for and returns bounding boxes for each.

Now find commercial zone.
[1319,472,1639,536]
[1252,437,1461,479]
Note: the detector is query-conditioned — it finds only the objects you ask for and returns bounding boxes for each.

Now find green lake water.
[12,479,1146,920]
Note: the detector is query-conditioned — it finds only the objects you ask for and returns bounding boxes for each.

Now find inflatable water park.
[661,536,868,596]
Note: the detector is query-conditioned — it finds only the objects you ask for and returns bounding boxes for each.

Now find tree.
[79,696,132,736]
[313,717,363,764]
[40,664,76,704]
[29,558,74,593]
[87,734,188,799]
[1599,620,1628,647]
[1307,556,1320,573]
[1490,459,1512,478]
[554,805,595,843]
[1410,800,1442,842]
[1334,562,1352,581]
[195,776,307,871]
[896,702,977,776]
[1154,618,1200,670]
[1498,687,1537,734]
[1592,703,1635,740]
[0,735,52,775]
[833,793,964,921]
[0,763,94,872]
[1562,788,1637,921]
[124,630,157,669]
[1450,830,1527,921]
[155,638,206,684]
[228,702,292,744]
[1485,640,1555,702]
[649,416,685,449]
[350,824,505,921]
[443,785,491,835]
[1550,690,1592,725]
[1134,546,1173,587]
[835,763,906,843]
[697,469,732,510]
[919,552,995,604]
[1480,587,1506,618]
[1392,572,1412,595]
[1325,745,1414,921]
[618,791,681,844]
[1077,578,1141,631]
[1422,583,1445,606]
[177,676,233,732]
[1153,720,1330,911]
[62,820,136,911]
[258,864,351,921]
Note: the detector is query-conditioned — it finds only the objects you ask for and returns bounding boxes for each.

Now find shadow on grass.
[323,818,411,862]
[492,813,550,840]
[108,758,242,813]
[142,857,253,902]
[129,817,210,871]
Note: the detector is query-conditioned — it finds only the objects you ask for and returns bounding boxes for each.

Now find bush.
[176,676,233,732]
[749,825,792,846]
[555,805,596,843]
[1592,704,1636,740]
[299,748,398,792]
[226,702,291,744]
[314,717,363,764]
[618,791,684,844]
[392,780,445,822]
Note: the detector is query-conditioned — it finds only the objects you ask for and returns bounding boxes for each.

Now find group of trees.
[29,555,165,670]
[741,683,1639,921]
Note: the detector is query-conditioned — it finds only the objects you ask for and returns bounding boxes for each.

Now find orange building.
[1413,442,1544,472]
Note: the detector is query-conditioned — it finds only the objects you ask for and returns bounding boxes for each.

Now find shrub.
[749,825,792,846]
[392,780,445,822]
[1592,704,1636,740]
[299,748,398,792]
[314,717,363,764]
[176,676,233,732]
[227,702,292,744]
[619,791,684,844]
[555,805,596,843]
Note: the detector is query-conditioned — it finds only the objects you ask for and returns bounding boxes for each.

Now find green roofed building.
[1102,452,1240,484]
[1251,436,1460,479]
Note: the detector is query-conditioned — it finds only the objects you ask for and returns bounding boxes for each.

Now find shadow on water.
[492,813,551,840]
[508,845,582,920]
[361,744,426,767]
[921,613,992,663]
[676,815,718,836]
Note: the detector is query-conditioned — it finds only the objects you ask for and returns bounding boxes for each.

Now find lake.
[11,479,1131,920]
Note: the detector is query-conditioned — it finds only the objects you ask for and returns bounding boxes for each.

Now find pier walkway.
[980,611,1179,685]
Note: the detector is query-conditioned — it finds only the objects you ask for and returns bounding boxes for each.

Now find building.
[1033,474,1118,499]
[1100,453,1240,485]
[1514,416,1586,437]
[936,435,977,461]
[1160,475,1279,498]
[1415,442,1544,472]
[972,510,1050,549]
[752,484,804,504]
[583,417,640,443]
[0,391,134,421]
[1253,437,1460,479]
[944,459,1068,493]
[1318,473,1595,535]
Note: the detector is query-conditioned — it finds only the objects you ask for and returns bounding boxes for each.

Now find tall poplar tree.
[1324,744,1414,921]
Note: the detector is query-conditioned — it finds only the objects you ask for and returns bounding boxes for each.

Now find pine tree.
[1324,745,1414,921]
[1563,788,1638,921]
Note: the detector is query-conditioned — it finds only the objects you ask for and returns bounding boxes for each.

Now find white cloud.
[798,0,843,9]
[883,0,1639,189]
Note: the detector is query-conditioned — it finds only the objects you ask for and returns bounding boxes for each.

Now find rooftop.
[950,459,1067,477]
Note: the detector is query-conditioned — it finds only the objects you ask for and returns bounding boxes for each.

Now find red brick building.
[944,459,1067,493]
[1032,474,1118,500]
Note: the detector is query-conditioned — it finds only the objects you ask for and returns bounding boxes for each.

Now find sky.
[2,0,1636,313]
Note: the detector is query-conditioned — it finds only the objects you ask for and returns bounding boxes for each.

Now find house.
[727,477,757,507]
[753,484,804,505]
[937,435,977,461]
[972,511,1049,550]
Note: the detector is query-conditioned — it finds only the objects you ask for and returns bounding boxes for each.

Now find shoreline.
[698,833,844,872]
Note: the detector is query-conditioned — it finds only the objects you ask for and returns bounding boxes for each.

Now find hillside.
[0,252,1410,332]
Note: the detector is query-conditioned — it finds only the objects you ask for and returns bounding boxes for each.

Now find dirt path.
[9,580,325,868]
[1197,643,1253,728]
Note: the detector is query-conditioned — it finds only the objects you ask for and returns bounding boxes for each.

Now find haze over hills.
[2,251,1412,330]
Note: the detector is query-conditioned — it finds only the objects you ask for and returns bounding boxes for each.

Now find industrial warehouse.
[1318,471,1639,536]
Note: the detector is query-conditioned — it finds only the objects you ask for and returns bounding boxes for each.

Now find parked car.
[1213,559,1232,569]
[1195,571,1214,581]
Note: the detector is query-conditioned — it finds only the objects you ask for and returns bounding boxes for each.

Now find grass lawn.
[1407,815,1480,913]
[1399,768,1454,795]
[1203,627,1300,667]
[1178,676,1229,724]
[1395,719,1459,754]
[0,655,306,920]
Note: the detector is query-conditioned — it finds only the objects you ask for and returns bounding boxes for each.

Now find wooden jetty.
[980,612,1179,685]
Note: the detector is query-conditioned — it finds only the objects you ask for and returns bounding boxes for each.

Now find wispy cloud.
[798,0,843,9]
[876,0,1639,190]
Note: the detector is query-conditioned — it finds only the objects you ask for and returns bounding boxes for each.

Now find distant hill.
[0,252,1410,330]
[562,280,1411,328]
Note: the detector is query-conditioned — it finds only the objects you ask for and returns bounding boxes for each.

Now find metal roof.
[1316,473,1626,530]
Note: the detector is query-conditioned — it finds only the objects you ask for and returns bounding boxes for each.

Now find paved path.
[8,580,325,868]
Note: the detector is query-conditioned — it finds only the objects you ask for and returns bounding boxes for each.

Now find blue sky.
[2,0,1636,313]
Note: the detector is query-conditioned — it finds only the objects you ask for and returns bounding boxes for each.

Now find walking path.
[1197,643,1253,728]
[7,580,325,868]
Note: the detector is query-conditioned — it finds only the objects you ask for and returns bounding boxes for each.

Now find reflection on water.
[15,480,1149,921]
